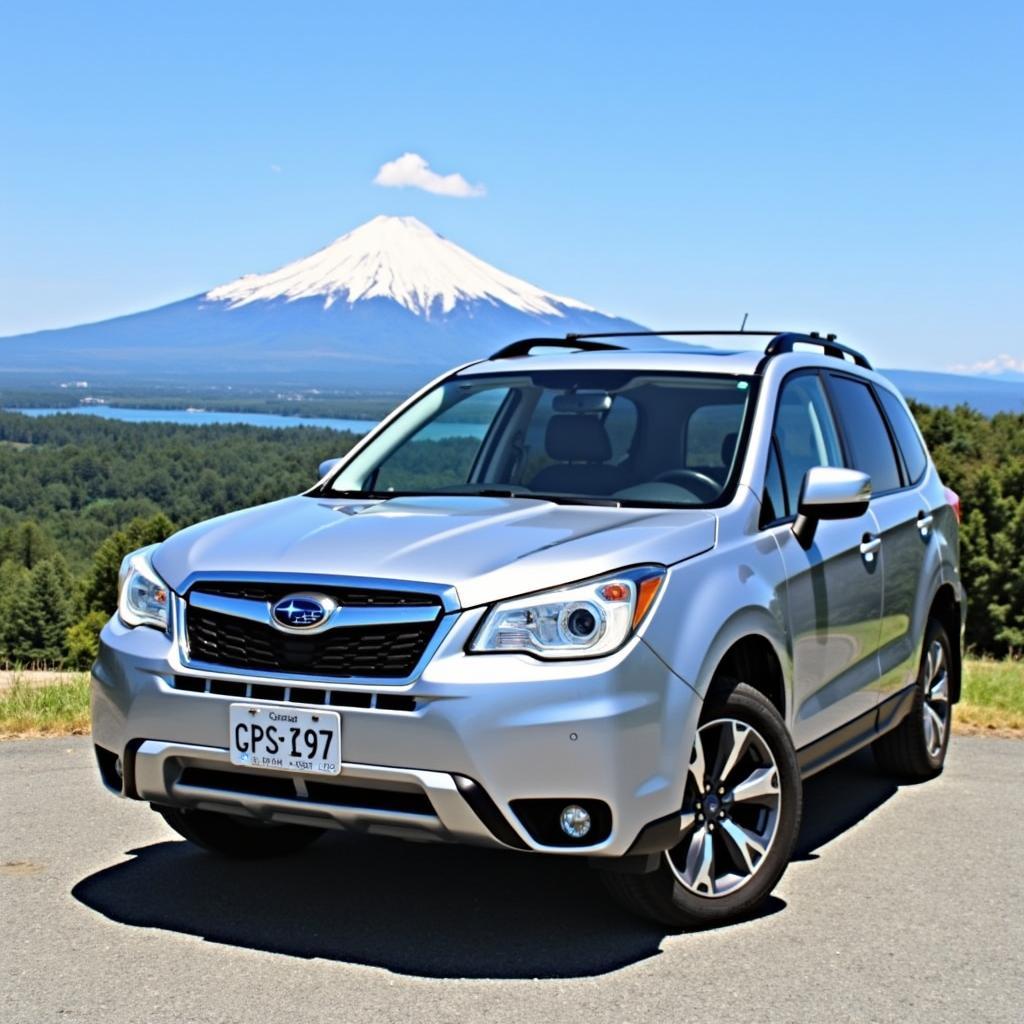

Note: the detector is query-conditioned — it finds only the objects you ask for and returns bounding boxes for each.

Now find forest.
[0,401,1021,667]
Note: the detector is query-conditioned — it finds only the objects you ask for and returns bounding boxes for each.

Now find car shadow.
[794,747,899,861]
[71,749,893,979]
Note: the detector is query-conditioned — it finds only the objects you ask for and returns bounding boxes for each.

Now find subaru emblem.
[271,593,334,631]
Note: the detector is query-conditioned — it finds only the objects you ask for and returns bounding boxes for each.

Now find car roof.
[458,345,766,377]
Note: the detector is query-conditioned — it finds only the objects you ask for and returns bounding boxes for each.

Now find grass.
[0,673,90,739]
[955,657,1024,735]
[0,660,1020,740]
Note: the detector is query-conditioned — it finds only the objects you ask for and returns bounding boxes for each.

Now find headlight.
[470,567,665,659]
[117,546,170,631]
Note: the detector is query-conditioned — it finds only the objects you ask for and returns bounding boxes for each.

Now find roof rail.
[488,329,873,371]
[763,332,872,369]
[567,330,781,340]
[489,337,626,360]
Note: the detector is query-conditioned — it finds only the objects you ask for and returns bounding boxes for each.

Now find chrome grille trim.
[171,586,458,686]
[188,589,441,630]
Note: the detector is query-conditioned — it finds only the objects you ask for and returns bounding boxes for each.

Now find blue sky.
[1,1,1021,370]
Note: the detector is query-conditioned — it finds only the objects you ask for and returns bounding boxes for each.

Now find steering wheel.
[653,469,722,502]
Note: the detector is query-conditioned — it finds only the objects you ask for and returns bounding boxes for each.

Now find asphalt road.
[2,735,1021,1024]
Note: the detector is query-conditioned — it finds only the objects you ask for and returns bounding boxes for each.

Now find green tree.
[66,609,111,669]
[0,519,57,569]
[4,555,75,665]
[81,512,175,614]
[0,560,30,665]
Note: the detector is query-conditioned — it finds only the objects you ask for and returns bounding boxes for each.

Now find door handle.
[917,511,934,535]
[860,534,881,563]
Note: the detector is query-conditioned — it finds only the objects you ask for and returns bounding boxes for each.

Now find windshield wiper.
[319,489,421,500]
[470,489,621,508]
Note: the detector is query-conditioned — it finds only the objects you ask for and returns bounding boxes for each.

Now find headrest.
[721,431,738,466]
[545,414,612,463]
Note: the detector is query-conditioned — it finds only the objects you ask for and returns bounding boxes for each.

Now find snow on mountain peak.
[204,215,596,318]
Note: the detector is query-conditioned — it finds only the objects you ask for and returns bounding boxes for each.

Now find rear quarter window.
[876,386,929,484]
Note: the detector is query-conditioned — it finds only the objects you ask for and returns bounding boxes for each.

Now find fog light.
[114,757,123,779]
[559,804,592,839]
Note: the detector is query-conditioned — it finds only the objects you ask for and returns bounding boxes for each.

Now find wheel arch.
[689,607,792,725]
[929,583,963,703]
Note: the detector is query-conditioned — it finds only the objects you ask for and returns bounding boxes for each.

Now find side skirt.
[797,684,917,779]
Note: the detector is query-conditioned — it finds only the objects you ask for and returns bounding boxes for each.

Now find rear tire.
[873,618,952,781]
[601,680,801,928]
[156,805,325,859]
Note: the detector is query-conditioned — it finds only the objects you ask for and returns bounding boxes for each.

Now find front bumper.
[91,608,702,857]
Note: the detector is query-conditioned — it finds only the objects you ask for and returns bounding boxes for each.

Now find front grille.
[191,581,440,608]
[185,607,436,679]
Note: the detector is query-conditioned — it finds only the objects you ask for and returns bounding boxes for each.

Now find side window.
[772,374,844,515]
[876,387,928,484]
[763,442,786,522]
[827,376,902,493]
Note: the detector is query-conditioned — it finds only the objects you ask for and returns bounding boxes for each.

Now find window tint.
[827,376,902,493]
[876,387,928,483]
[772,374,844,516]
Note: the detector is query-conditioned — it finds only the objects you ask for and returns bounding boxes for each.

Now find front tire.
[602,681,802,928]
[873,618,952,780]
[156,805,325,859]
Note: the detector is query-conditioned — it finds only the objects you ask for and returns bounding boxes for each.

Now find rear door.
[823,374,922,704]
[837,379,935,701]
[767,372,884,747]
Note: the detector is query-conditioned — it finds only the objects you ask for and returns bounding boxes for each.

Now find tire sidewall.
[916,620,953,772]
[657,681,802,925]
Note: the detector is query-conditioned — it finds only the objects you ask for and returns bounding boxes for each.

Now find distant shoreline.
[6,405,380,433]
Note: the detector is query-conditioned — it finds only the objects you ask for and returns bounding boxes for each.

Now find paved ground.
[1,736,1021,1024]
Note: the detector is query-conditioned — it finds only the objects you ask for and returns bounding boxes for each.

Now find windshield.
[325,370,755,507]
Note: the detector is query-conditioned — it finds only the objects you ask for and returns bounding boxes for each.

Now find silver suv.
[92,331,965,927]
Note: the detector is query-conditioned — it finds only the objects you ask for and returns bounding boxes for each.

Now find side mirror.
[318,457,342,480]
[793,467,871,548]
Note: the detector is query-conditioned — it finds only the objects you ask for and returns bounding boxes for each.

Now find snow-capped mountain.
[0,216,647,388]
[206,215,597,319]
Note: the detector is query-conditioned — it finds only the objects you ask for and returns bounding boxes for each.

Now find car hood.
[152,494,717,609]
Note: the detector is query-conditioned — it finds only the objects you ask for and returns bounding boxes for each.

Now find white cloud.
[948,353,1024,376]
[373,152,485,198]
[270,164,282,174]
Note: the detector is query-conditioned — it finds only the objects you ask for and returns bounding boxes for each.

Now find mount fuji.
[0,216,648,389]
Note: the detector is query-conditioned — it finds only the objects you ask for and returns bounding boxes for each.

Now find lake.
[8,406,487,440]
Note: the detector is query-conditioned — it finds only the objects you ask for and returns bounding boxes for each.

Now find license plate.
[229,703,342,776]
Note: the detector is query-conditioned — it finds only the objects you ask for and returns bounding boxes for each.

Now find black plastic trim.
[624,809,687,855]
[451,774,530,850]
[509,798,612,847]
[121,738,146,800]
[875,683,918,735]
[94,744,122,794]
[763,332,872,369]
[797,683,916,778]
[490,337,625,359]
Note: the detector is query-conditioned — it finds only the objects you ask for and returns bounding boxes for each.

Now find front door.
[767,372,884,748]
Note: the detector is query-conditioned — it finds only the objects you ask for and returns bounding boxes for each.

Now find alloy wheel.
[921,638,950,758]
[666,718,782,898]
